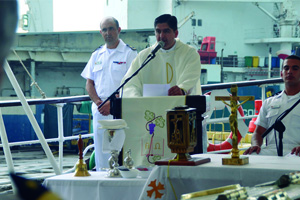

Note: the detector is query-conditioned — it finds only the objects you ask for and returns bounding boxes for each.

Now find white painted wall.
[27,0,53,32]
[53,0,103,32]
[101,0,129,29]
[127,0,161,29]
[1,64,87,98]
[118,0,300,57]
[173,2,281,57]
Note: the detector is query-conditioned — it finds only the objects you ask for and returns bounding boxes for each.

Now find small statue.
[124,149,134,169]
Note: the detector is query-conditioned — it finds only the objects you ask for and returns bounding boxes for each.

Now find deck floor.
[0,145,90,197]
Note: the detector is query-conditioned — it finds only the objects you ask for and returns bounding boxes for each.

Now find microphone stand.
[262,98,300,156]
[97,52,158,117]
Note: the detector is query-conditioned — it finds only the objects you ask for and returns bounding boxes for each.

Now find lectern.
[112,95,207,166]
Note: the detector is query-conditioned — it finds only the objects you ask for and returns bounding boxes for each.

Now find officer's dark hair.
[285,55,300,62]
[154,14,177,32]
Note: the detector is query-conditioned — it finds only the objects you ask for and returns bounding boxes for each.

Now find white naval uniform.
[255,90,300,156]
[81,39,137,170]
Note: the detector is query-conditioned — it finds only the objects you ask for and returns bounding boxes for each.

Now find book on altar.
[143,84,170,97]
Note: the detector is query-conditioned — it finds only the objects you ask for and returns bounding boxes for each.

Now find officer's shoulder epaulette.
[93,45,103,53]
[273,90,282,97]
[126,44,137,51]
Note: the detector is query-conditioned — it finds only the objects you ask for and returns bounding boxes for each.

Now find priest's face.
[155,23,178,50]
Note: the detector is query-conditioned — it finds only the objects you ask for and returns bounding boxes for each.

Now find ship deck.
[0,145,88,196]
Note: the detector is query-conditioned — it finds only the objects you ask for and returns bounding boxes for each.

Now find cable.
[167,155,179,200]
[12,50,47,98]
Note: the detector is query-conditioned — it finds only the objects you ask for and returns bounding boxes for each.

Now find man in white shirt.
[81,17,137,170]
[244,55,300,156]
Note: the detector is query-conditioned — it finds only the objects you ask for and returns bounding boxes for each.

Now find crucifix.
[215,85,254,165]
[170,116,183,145]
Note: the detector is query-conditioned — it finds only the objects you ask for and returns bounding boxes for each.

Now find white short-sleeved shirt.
[255,90,300,148]
[81,39,137,99]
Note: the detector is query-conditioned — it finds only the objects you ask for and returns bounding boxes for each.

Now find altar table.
[43,171,147,200]
[139,154,300,200]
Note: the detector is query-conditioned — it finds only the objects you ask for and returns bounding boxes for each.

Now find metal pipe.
[0,95,91,107]
[56,103,65,173]
[3,60,61,175]
[178,11,195,28]
[0,133,94,148]
[261,85,266,102]
[253,2,278,22]
[201,78,283,91]
[206,115,257,124]
[0,108,16,193]
[268,48,272,79]
[221,49,224,83]
[0,108,14,173]
[30,60,35,97]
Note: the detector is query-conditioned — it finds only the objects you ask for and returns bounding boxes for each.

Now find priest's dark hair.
[154,14,178,32]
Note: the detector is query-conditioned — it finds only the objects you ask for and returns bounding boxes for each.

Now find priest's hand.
[291,146,300,156]
[98,101,110,116]
[168,85,184,96]
[243,145,261,155]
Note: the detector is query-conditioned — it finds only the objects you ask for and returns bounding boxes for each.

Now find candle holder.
[98,119,127,177]
[107,130,122,177]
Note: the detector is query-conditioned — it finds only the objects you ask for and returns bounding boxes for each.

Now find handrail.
[0,78,283,107]
[0,95,91,107]
[201,78,283,91]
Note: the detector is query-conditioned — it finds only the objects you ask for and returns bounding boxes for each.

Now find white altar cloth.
[139,154,300,200]
[43,171,147,200]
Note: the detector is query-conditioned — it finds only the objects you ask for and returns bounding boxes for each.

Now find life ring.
[205,91,245,152]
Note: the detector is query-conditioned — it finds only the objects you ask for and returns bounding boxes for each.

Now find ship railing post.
[261,85,266,102]
[56,103,65,173]
[3,60,61,175]
[0,108,17,193]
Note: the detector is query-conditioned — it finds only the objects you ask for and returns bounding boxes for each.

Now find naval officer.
[81,16,137,170]
[244,55,300,156]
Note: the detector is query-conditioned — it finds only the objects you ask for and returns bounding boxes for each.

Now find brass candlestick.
[74,134,91,176]
[215,85,254,165]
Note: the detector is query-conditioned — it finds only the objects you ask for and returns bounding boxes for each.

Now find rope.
[167,154,179,200]
[12,50,47,98]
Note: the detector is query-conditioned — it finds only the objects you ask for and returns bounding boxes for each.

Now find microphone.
[150,41,165,55]
[255,174,290,188]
